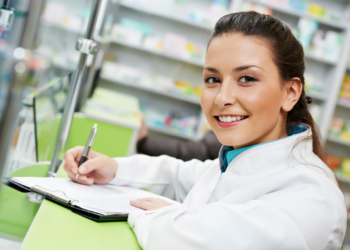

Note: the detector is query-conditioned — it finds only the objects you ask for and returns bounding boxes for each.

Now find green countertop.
[21,164,142,250]
[21,200,141,250]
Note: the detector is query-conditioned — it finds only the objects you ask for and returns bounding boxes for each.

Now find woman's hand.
[63,146,118,185]
[130,198,172,211]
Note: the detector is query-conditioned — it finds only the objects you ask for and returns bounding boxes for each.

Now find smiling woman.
[202,33,294,149]
[202,13,320,154]
[63,11,346,250]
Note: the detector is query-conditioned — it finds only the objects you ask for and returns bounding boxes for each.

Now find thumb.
[78,157,102,175]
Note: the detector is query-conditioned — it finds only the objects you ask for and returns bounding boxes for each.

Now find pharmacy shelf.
[307,91,327,101]
[41,20,85,34]
[327,135,350,147]
[100,73,201,105]
[304,51,337,65]
[336,174,350,184]
[51,61,76,71]
[111,38,205,67]
[147,124,195,140]
[43,21,336,67]
[119,1,213,31]
[248,0,347,29]
[111,38,334,68]
[338,99,350,109]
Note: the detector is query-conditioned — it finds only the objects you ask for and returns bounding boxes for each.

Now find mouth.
[214,115,249,127]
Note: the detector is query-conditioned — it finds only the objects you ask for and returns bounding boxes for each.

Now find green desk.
[21,164,141,250]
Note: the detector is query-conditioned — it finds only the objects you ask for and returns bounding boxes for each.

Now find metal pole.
[47,0,103,176]
[77,0,117,111]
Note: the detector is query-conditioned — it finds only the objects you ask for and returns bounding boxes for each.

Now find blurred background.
[1,0,350,249]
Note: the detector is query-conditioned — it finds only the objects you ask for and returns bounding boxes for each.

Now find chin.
[214,132,238,147]
[215,129,255,147]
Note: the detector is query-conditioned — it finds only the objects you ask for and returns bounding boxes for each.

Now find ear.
[282,77,303,112]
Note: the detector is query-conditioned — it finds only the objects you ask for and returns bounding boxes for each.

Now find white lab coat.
[111,126,347,250]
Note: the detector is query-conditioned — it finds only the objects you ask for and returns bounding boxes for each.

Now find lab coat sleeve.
[128,200,309,250]
[110,154,216,201]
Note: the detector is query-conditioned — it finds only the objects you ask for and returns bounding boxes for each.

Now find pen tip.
[93,124,97,129]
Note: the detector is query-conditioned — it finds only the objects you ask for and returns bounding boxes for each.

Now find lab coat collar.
[218,124,313,176]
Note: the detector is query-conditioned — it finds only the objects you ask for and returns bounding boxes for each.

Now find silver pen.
[76,124,98,179]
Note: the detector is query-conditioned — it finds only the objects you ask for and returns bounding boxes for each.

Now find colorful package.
[339,121,350,143]
[308,3,326,17]
[339,74,350,101]
[325,154,343,170]
[341,158,350,177]
[329,117,344,137]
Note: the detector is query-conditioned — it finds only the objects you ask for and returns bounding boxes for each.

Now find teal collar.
[220,125,309,173]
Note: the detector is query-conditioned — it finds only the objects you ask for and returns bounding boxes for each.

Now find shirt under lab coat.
[111,126,347,250]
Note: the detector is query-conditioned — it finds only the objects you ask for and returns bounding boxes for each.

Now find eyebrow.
[204,65,261,74]
[233,65,261,72]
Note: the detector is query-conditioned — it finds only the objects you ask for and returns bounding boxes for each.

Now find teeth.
[218,115,247,123]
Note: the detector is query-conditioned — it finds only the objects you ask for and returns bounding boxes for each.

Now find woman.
[64,12,346,250]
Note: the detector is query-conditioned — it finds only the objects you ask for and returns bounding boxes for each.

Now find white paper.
[12,177,178,216]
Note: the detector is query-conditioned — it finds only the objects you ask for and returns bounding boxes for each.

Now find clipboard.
[4,177,128,222]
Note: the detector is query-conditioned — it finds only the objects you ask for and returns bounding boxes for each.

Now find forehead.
[205,33,275,69]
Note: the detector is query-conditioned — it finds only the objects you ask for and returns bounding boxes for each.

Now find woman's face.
[201,33,295,148]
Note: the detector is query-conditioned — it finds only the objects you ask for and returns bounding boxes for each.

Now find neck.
[234,123,287,150]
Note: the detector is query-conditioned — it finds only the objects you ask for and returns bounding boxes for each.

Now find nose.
[214,79,236,107]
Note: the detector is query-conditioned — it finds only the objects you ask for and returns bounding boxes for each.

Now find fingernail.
[72,168,77,174]
[79,166,87,174]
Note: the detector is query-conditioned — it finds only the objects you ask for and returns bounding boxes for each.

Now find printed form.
[12,177,179,215]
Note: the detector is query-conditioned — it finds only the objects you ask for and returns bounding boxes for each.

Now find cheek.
[200,88,215,114]
[243,84,283,119]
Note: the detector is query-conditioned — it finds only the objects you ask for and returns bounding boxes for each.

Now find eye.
[205,77,221,84]
[239,76,257,83]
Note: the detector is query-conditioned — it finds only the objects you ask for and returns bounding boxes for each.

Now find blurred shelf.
[304,51,337,65]
[248,0,347,29]
[147,124,195,140]
[327,135,350,147]
[307,92,326,101]
[336,174,350,184]
[338,99,350,109]
[51,61,76,71]
[43,21,336,67]
[100,73,201,105]
[41,21,85,34]
[119,1,213,31]
[111,38,205,67]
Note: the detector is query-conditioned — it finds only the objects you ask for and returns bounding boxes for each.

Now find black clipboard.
[3,177,128,222]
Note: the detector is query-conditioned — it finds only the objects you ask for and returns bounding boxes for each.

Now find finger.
[77,156,103,175]
[63,146,85,174]
[66,171,92,185]
[136,197,160,202]
[130,199,154,210]
[63,162,75,176]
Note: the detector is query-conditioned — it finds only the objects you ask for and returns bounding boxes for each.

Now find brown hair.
[208,11,325,160]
